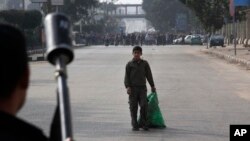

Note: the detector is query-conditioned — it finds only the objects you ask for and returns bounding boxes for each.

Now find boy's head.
[132,46,142,60]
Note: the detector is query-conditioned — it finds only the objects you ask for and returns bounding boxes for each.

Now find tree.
[142,0,192,32]
[180,0,228,33]
[41,0,98,23]
[23,11,43,29]
[98,1,120,33]
[61,0,99,22]
[0,10,43,47]
[180,0,246,33]
[0,10,42,29]
[143,0,244,33]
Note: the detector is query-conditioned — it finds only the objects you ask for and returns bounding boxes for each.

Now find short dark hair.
[133,46,142,53]
[0,24,28,99]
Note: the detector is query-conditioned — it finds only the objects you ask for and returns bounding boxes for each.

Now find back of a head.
[0,24,28,99]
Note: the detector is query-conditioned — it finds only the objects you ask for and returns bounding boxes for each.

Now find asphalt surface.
[19,45,250,141]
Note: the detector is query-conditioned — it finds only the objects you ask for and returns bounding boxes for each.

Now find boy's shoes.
[132,126,149,131]
[142,126,149,131]
[132,127,139,131]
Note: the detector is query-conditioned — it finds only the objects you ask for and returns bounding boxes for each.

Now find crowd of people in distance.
[73,32,178,46]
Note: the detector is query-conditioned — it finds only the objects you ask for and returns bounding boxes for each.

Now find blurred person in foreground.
[0,24,72,141]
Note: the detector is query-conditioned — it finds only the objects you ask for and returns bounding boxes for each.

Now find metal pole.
[56,6,59,12]
[22,0,25,10]
[45,13,74,141]
[233,12,237,56]
[106,0,108,15]
[55,55,73,140]
[207,33,209,49]
[80,20,82,33]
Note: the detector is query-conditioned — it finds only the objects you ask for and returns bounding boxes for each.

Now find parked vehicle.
[184,35,192,44]
[209,34,224,47]
[184,35,202,45]
[191,35,203,45]
[173,37,183,44]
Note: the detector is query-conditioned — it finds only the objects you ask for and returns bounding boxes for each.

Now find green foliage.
[99,0,118,13]
[23,11,42,29]
[142,0,190,32]
[25,29,41,47]
[42,0,99,22]
[145,0,246,32]
[181,0,227,32]
[0,10,42,29]
[0,10,25,27]
[0,10,42,48]
[180,0,246,32]
[62,0,99,22]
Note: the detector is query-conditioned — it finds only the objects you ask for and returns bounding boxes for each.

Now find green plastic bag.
[140,92,166,128]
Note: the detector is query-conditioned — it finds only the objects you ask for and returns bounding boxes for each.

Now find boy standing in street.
[124,46,156,131]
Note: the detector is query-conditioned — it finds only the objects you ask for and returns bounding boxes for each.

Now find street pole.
[56,6,59,12]
[45,13,74,141]
[229,0,237,55]
[233,10,237,56]
[106,0,108,16]
[22,0,25,10]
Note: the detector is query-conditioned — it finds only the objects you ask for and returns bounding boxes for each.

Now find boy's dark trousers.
[129,86,148,128]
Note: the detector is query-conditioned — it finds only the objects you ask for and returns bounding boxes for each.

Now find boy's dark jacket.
[125,59,155,88]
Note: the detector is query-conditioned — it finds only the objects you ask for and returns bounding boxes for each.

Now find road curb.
[28,56,45,62]
[28,44,86,62]
[201,49,250,69]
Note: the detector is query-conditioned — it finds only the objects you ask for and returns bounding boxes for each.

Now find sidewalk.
[202,44,250,69]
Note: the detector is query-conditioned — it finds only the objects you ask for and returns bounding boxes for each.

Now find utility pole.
[22,0,25,10]
[47,0,52,13]
[229,0,237,55]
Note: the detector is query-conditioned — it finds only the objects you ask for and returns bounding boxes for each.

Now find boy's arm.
[145,61,155,88]
[124,63,131,88]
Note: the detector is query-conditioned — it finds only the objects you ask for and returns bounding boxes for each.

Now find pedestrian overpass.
[106,4,149,33]
[107,4,145,19]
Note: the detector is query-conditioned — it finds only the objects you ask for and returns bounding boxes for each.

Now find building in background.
[0,0,8,10]
[0,0,40,10]
[7,0,23,10]
[27,0,44,10]
[27,3,41,10]
[0,0,23,10]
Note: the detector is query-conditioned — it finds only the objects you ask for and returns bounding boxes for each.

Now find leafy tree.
[0,10,43,47]
[0,10,42,29]
[62,0,99,22]
[142,0,191,32]
[0,10,24,27]
[23,11,43,29]
[143,0,245,33]
[180,0,247,33]
[98,1,120,33]
[99,0,118,14]
[179,0,228,32]
[42,0,98,23]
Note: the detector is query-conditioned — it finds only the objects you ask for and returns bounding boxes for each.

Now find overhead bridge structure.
[107,4,146,19]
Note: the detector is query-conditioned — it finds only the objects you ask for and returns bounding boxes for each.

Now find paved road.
[19,45,250,141]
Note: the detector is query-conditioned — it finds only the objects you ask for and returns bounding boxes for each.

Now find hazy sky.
[115,0,142,4]
[101,0,142,4]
